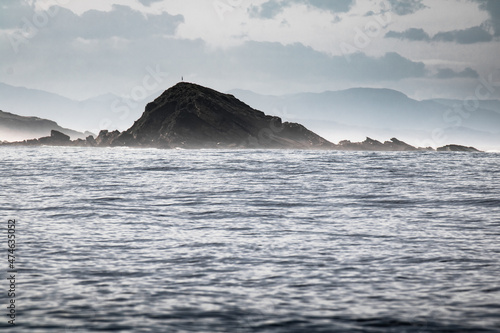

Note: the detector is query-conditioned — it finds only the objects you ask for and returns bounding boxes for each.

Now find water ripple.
[1,147,499,332]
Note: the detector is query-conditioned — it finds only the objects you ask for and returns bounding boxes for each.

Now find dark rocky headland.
[1,82,481,152]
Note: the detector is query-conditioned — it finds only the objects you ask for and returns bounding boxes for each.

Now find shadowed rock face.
[109,82,335,149]
[96,130,121,147]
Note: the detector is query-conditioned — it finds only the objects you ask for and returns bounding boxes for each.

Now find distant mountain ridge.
[0,109,86,142]
[0,82,153,135]
[228,88,500,132]
[432,98,500,114]
[229,88,500,150]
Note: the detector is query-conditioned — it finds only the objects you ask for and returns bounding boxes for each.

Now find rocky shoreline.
[0,83,482,152]
[0,129,481,152]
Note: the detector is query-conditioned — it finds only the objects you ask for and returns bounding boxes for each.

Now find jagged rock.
[36,130,71,145]
[417,146,435,151]
[337,137,432,151]
[50,130,70,142]
[26,139,39,145]
[364,137,384,147]
[383,138,418,151]
[338,137,385,150]
[72,139,87,146]
[86,135,97,147]
[96,130,121,147]
[437,145,481,152]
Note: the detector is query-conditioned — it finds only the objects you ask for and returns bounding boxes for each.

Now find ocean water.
[1,147,500,333]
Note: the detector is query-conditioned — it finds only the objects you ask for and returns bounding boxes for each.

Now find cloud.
[249,0,429,20]
[0,0,35,29]
[55,5,183,40]
[385,28,430,41]
[386,26,493,44]
[473,0,500,36]
[138,0,163,6]
[1,23,428,99]
[250,0,354,19]
[249,0,284,19]
[388,0,427,15]
[2,4,183,41]
[1,1,496,101]
[342,52,426,81]
[434,67,480,79]
[305,0,354,12]
[433,26,493,44]
[223,45,427,83]
[216,43,426,82]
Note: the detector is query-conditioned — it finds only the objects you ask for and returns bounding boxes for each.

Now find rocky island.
[98,82,333,149]
[1,82,481,152]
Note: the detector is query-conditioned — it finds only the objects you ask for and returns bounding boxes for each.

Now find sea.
[1,147,499,333]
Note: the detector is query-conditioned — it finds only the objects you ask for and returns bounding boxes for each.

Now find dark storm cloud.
[386,26,493,44]
[434,67,479,79]
[249,0,354,19]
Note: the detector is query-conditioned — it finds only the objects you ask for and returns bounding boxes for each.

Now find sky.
[0,0,499,101]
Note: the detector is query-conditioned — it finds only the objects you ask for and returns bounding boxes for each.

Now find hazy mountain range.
[229,89,500,151]
[1,82,499,150]
[0,109,87,142]
[0,82,155,139]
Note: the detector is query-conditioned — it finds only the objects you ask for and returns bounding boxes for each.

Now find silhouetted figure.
[181,76,183,81]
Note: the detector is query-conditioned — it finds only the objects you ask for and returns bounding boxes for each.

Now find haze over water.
[1,147,500,332]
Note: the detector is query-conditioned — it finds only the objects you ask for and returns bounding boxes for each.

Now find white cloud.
[0,0,498,101]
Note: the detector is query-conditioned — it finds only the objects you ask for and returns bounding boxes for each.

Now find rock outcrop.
[20,130,70,146]
[1,130,96,147]
[337,137,432,151]
[95,130,121,147]
[437,144,480,152]
[102,82,334,149]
